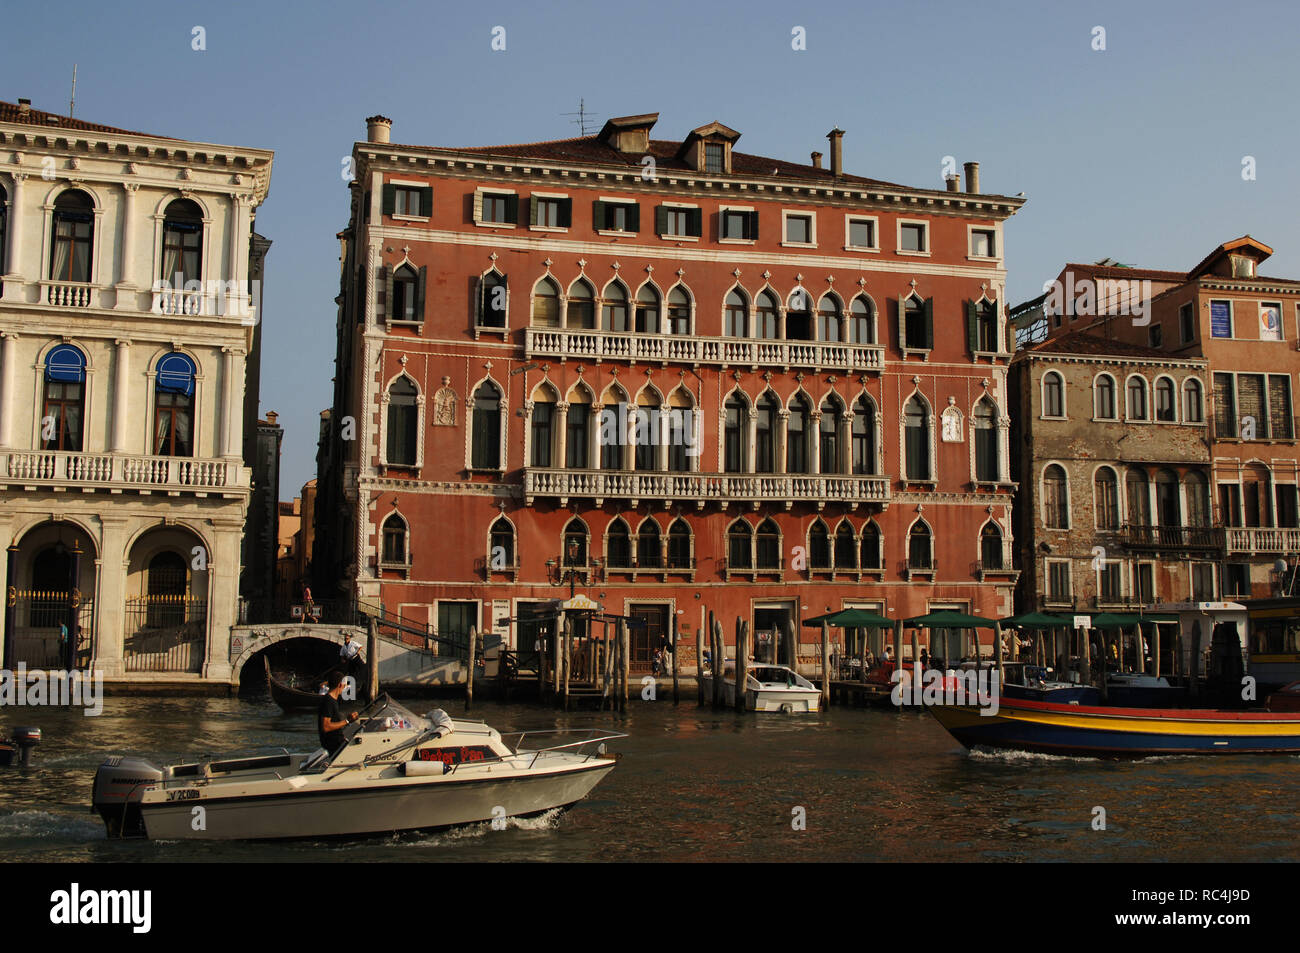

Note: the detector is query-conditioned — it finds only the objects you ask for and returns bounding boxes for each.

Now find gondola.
[264,657,328,713]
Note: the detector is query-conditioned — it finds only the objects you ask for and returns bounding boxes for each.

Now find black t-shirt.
[319,693,344,750]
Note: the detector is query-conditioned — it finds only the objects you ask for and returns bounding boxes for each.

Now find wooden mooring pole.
[820,620,831,707]
[672,615,680,705]
[620,617,630,712]
[562,616,572,711]
[735,619,748,712]
[367,616,379,703]
[712,617,725,709]
[696,613,707,707]
[465,624,476,710]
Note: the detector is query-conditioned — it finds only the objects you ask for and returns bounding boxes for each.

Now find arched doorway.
[5,521,97,670]
[125,527,208,672]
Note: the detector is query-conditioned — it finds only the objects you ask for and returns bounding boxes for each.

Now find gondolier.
[339,633,364,680]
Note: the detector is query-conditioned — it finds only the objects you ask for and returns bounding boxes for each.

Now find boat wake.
[396,807,566,847]
[968,746,1196,765]
[0,809,102,840]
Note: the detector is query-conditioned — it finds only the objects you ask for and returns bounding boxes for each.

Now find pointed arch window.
[50,190,93,282]
[634,391,660,471]
[667,286,691,334]
[809,521,831,569]
[902,296,932,351]
[725,395,746,473]
[599,389,628,470]
[727,520,752,570]
[386,377,419,466]
[567,280,595,329]
[756,518,781,569]
[161,198,203,287]
[530,393,556,467]
[532,276,560,328]
[820,396,842,474]
[635,285,660,333]
[489,517,515,568]
[602,283,629,332]
[725,289,748,338]
[757,290,779,339]
[563,519,589,566]
[980,523,1003,569]
[390,264,420,322]
[1095,467,1119,530]
[637,521,662,569]
[849,296,874,345]
[786,290,813,340]
[974,397,998,482]
[834,521,857,569]
[817,295,842,343]
[756,394,778,473]
[667,519,692,569]
[861,521,882,570]
[852,397,876,475]
[42,344,86,451]
[478,271,508,328]
[154,353,196,457]
[606,519,632,568]
[382,514,408,565]
[908,522,933,569]
[471,382,502,469]
[787,395,810,473]
[904,395,929,480]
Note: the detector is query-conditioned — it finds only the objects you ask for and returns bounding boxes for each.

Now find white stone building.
[0,99,273,681]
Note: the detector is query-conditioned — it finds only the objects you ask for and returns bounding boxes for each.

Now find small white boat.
[91,695,624,841]
[704,663,822,713]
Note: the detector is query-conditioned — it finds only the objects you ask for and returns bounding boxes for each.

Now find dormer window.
[1231,255,1255,278]
[705,143,725,173]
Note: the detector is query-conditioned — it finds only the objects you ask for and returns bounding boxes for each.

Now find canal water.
[3,694,1299,862]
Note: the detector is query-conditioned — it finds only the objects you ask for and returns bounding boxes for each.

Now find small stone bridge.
[228,623,466,689]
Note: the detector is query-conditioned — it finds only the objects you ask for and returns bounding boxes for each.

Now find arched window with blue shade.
[43,344,86,451]
[154,353,195,457]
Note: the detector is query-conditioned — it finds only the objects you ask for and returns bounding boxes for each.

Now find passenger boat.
[703,663,821,712]
[91,695,624,840]
[927,695,1300,757]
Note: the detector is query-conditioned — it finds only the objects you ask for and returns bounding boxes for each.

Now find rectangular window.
[1136,563,1155,605]
[705,143,725,173]
[1269,374,1293,438]
[1180,302,1195,344]
[437,602,478,650]
[722,209,757,240]
[531,197,570,229]
[1210,299,1232,338]
[482,193,514,224]
[1238,374,1265,437]
[1148,324,1162,348]
[594,200,639,232]
[661,207,698,237]
[1225,563,1251,598]
[1213,373,1236,437]
[1219,484,1242,527]
[394,186,426,217]
[970,229,995,257]
[785,215,812,244]
[1047,561,1070,602]
[1277,484,1299,528]
[848,218,876,249]
[1191,563,1217,601]
[1100,562,1123,603]
[1260,302,1284,341]
[900,223,927,252]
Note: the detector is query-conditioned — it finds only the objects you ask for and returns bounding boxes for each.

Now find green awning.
[902,610,999,629]
[999,612,1073,629]
[1091,612,1180,627]
[803,608,894,629]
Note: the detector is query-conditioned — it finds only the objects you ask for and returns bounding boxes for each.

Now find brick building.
[1010,332,1214,613]
[315,112,1025,667]
[1017,238,1300,601]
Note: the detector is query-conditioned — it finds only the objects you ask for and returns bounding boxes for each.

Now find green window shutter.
[473,191,484,223]
[627,204,640,232]
[655,205,668,235]
[419,187,433,216]
[528,197,539,227]
[966,300,979,354]
[592,200,606,230]
[897,296,906,351]
[923,298,934,349]
[746,211,759,240]
[381,185,396,216]
[558,198,572,228]
[416,266,427,320]
[687,208,702,237]
[504,194,519,223]
[384,267,395,322]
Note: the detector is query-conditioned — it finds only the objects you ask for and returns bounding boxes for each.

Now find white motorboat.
[703,663,822,713]
[91,695,624,841]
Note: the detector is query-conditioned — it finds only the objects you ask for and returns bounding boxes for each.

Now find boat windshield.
[357,697,428,732]
[750,667,795,685]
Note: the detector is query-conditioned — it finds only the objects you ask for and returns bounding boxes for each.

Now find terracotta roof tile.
[0,100,170,139]
[1061,262,1187,283]
[1029,331,1175,360]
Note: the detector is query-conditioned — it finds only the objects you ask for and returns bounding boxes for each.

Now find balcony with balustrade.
[1225,526,1300,555]
[0,450,249,498]
[1121,525,1225,555]
[522,467,890,509]
[524,327,884,372]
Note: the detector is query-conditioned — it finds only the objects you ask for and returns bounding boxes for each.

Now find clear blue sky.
[5,0,1298,497]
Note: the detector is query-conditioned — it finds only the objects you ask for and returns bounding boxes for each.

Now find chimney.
[827,127,844,177]
[963,161,980,194]
[810,151,823,169]
[17,98,30,114]
[265,411,278,427]
[365,114,392,144]
[945,174,959,192]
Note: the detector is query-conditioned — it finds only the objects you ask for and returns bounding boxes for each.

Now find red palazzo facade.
[315,112,1025,668]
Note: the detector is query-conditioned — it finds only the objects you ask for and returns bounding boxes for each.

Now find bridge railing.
[240,598,468,661]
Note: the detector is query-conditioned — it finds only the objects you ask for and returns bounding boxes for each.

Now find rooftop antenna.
[68,63,77,117]
[562,99,600,137]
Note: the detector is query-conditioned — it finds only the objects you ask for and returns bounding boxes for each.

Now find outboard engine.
[10,727,39,767]
[92,756,164,838]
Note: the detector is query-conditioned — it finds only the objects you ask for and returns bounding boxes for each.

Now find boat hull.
[927,697,1300,757]
[135,759,616,841]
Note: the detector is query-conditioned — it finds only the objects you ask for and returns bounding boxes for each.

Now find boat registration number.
[414,745,494,765]
[166,788,200,801]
